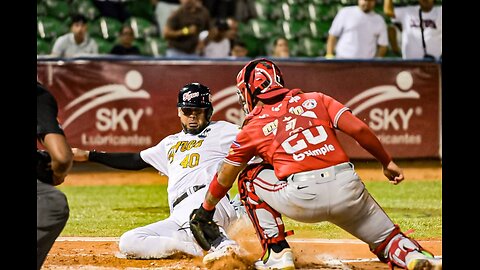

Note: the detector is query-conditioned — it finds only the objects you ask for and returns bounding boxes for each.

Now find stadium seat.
[124,0,154,22]
[252,0,274,20]
[37,16,68,40]
[143,37,167,56]
[244,19,278,39]
[339,0,357,5]
[37,2,47,17]
[72,0,100,21]
[297,37,326,57]
[126,17,158,39]
[44,0,71,20]
[240,34,267,57]
[92,37,114,54]
[37,38,52,55]
[90,16,123,40]
[280,3,308,21]
[308,20,331,39]
[280,20,310,40]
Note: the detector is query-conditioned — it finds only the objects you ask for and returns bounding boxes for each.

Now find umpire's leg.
[37,180,69,270]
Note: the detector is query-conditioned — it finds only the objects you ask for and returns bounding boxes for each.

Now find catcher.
[190,58,442,270]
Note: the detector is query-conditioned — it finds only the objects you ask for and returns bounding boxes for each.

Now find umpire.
[37,81,73,270]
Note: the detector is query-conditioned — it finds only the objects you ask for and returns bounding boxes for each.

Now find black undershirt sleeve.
[88,151,151,170]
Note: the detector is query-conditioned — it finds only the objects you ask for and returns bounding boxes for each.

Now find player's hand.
[383,161,404,185]
[189,204,222,251]
[72,148,89,162]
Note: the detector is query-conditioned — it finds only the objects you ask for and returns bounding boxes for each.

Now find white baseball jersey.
[328,6,388,59]
[392,5,442,59]
[140,120,240,211]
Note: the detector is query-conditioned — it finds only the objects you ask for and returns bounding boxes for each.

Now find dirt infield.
[42,160,442,270]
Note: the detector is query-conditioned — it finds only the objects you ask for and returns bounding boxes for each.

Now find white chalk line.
[56,237,441,244]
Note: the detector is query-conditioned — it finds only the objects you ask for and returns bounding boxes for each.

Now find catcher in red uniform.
[189,58,442,270]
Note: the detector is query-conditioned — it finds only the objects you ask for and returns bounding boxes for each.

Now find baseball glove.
[189,204,221,251]
[37,149,54,185]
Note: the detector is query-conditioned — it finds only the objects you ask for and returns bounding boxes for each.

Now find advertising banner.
[37,60,441,158]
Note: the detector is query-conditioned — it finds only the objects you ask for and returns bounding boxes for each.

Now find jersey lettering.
[281,126,328,154]
[180,153,200,168]
[168,140,204,163]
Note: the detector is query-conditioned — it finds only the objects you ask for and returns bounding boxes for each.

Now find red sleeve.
[321,93,351,128]
[223,128,257,166]
[337,111,392,167]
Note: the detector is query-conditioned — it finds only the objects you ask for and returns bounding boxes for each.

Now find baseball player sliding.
[189,59,442,270]
[72,83,243,264]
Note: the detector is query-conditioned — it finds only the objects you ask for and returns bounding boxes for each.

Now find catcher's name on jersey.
[140,121,240,207]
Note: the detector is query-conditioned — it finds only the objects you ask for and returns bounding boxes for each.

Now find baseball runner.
[72,83,243,264]
[37,81,73,270]
[189,59,442,270]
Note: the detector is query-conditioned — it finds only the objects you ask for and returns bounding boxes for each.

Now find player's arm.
[383,0,395,18]
[72,148,150,170]
[42,133,73,186]
[336,111,404,184]
[326,34,337,58]
[202,162,246,211]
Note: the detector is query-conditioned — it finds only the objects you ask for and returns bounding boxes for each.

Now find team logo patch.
[262,119,278,136]
[289,106,304,115]
[289,96,301,103]
[183,91,200,101]
[302,99,317,109]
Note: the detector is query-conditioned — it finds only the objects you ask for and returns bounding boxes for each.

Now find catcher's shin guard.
[238,163,294,257]
[372,225,435,269]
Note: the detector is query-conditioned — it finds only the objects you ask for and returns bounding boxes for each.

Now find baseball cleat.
[202,240,244,265]
[254,248,295,270]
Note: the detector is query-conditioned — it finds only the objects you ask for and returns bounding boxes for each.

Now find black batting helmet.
[177,82,213,120]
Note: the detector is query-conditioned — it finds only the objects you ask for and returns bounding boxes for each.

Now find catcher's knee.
[238,163,293,250]
[372,225,434,268]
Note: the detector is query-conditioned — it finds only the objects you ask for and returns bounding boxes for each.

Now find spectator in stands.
[271,37,290,58]
[202,0,236,20]
[163,0,211,57]
[200,18,231,58]
[51,14,99,58]
[151,0,180,36]
[110,25,141,55]
[93,0,130,23]
[225,17,240,43]
[383,0,441,60]
[230,39,249,58]
[326,0,388,59]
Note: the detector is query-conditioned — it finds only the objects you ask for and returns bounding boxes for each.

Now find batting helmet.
[236,58,288,114]
[177,82,214,120]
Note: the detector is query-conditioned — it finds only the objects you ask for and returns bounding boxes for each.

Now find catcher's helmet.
[177,82,213,120]
[236,58,288,114]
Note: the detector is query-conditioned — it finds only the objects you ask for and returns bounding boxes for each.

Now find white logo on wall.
[211,86,244,125]
[345,71,423,145]
[63,70,153,146]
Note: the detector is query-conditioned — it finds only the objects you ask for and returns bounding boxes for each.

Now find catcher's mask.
[235,58,288,114]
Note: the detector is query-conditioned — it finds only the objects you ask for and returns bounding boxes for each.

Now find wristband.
[325,53,335,59]
[182,27,189,35]
[209,173,230,200]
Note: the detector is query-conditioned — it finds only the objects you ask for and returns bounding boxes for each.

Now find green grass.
[58,180,441,240]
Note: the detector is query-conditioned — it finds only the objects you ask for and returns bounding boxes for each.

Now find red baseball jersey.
[225,89,351,179]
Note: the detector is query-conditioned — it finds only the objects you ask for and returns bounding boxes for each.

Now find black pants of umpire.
[37,180,69,270]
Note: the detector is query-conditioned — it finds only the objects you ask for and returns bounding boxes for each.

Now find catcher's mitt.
[189,205,221,251]
[37,149,54,185]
